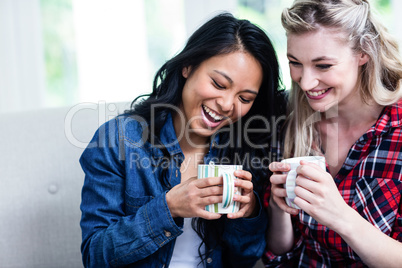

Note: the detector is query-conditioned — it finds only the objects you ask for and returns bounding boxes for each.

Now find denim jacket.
[80,113,268,267]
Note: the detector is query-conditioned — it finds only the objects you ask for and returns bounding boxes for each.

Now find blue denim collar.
[158,113,182,156]
[156,113,220,159]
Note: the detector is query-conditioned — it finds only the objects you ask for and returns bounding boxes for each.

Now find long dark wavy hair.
[126,12,286,265]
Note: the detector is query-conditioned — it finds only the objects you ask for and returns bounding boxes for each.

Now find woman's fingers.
[233,192,251,204]
[195,176,223,188]
[270,173,288,185]
[271,184,287,198]
[200,193,223,205]
[294,177,316,204]
[234,177,252,192]
[296,161,326,182]
[295,174,320,195]
[193,170,261,219]
[228,204,249,218]
[197,209,222,220]
[269,161,291,173]
[271,189,299,215]
[234,170,252,181]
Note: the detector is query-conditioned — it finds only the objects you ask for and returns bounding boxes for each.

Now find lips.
[201,105,225,128]
[203,105,223,121]
[306,88,332,99]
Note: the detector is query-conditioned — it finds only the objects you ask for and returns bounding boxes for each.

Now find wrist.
[165,191,178,218]
[268,196,281,211]
[246,193,259,218]
[330,205,358,237]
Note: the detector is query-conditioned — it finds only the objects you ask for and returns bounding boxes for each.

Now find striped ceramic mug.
[197,164,242,214]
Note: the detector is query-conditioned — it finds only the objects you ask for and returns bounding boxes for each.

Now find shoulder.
[113,113,151,147]
[374,101,402,133]
[85,114,151,149]
[115,113,149,131]
[81,114,153,163]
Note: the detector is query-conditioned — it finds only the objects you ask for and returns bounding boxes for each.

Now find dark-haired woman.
[80,13,286,267]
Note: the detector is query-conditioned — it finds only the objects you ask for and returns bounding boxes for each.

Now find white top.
[170,218,205,267]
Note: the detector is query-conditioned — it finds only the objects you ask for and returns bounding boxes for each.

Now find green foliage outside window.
[40,0,77,106]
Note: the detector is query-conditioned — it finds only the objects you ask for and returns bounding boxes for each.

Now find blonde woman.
[264,0,402,267]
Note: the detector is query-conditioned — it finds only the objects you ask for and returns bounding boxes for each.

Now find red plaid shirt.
[263,101,402,267]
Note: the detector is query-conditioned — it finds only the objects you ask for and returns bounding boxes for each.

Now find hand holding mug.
[293,160,350,229]
[268,161,297,215]
[197,164,256,219]
[167,164,255,220]
[166,175,224,220]
[269,156,326,214]
[281,156,326,209]
[230,169,256,219]
[198,164,243,214]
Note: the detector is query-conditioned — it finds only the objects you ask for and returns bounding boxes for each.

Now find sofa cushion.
[0,102,129,268]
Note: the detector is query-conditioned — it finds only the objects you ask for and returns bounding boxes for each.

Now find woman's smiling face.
[176,51,262,141]
[287,27,369,112]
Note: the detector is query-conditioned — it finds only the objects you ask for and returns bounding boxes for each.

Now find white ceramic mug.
[281,156,326,209]
[197,164,242,214]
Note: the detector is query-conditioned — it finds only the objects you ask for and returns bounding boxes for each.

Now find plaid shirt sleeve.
[263,101,402,268]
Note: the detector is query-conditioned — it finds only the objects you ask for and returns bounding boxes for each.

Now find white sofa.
[0,102,130,268]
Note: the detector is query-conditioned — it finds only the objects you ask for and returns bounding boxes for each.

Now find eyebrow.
[213,70,258,95]
[214,70,233,84]
[287,54,336,62]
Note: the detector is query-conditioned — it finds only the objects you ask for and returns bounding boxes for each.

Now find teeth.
[307,89,328,97]
[203,105,223,121]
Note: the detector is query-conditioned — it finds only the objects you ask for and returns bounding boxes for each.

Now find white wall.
[391,0,402,46]
[72,0,149,104]
[0,0,46,114]
[183,0,237,39]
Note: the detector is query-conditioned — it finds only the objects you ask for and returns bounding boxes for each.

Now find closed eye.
[212,79,225,89]
[289,61,301,67]
[239,96,253,104]
[317,64,332,70]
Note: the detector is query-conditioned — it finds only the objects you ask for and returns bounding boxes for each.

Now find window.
[0,0,397,114]
[41,0,77,107]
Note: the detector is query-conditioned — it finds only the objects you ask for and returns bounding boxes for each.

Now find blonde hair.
[282,0,402,158]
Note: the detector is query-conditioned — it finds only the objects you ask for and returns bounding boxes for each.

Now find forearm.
[265,199,294,255]
[336,207,402,268]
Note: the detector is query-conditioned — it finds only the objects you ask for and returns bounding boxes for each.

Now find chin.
[190,123,218,137]
[308,101,331,113]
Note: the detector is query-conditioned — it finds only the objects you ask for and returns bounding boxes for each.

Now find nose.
[216,95,234,114]
[298,68,319,91]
